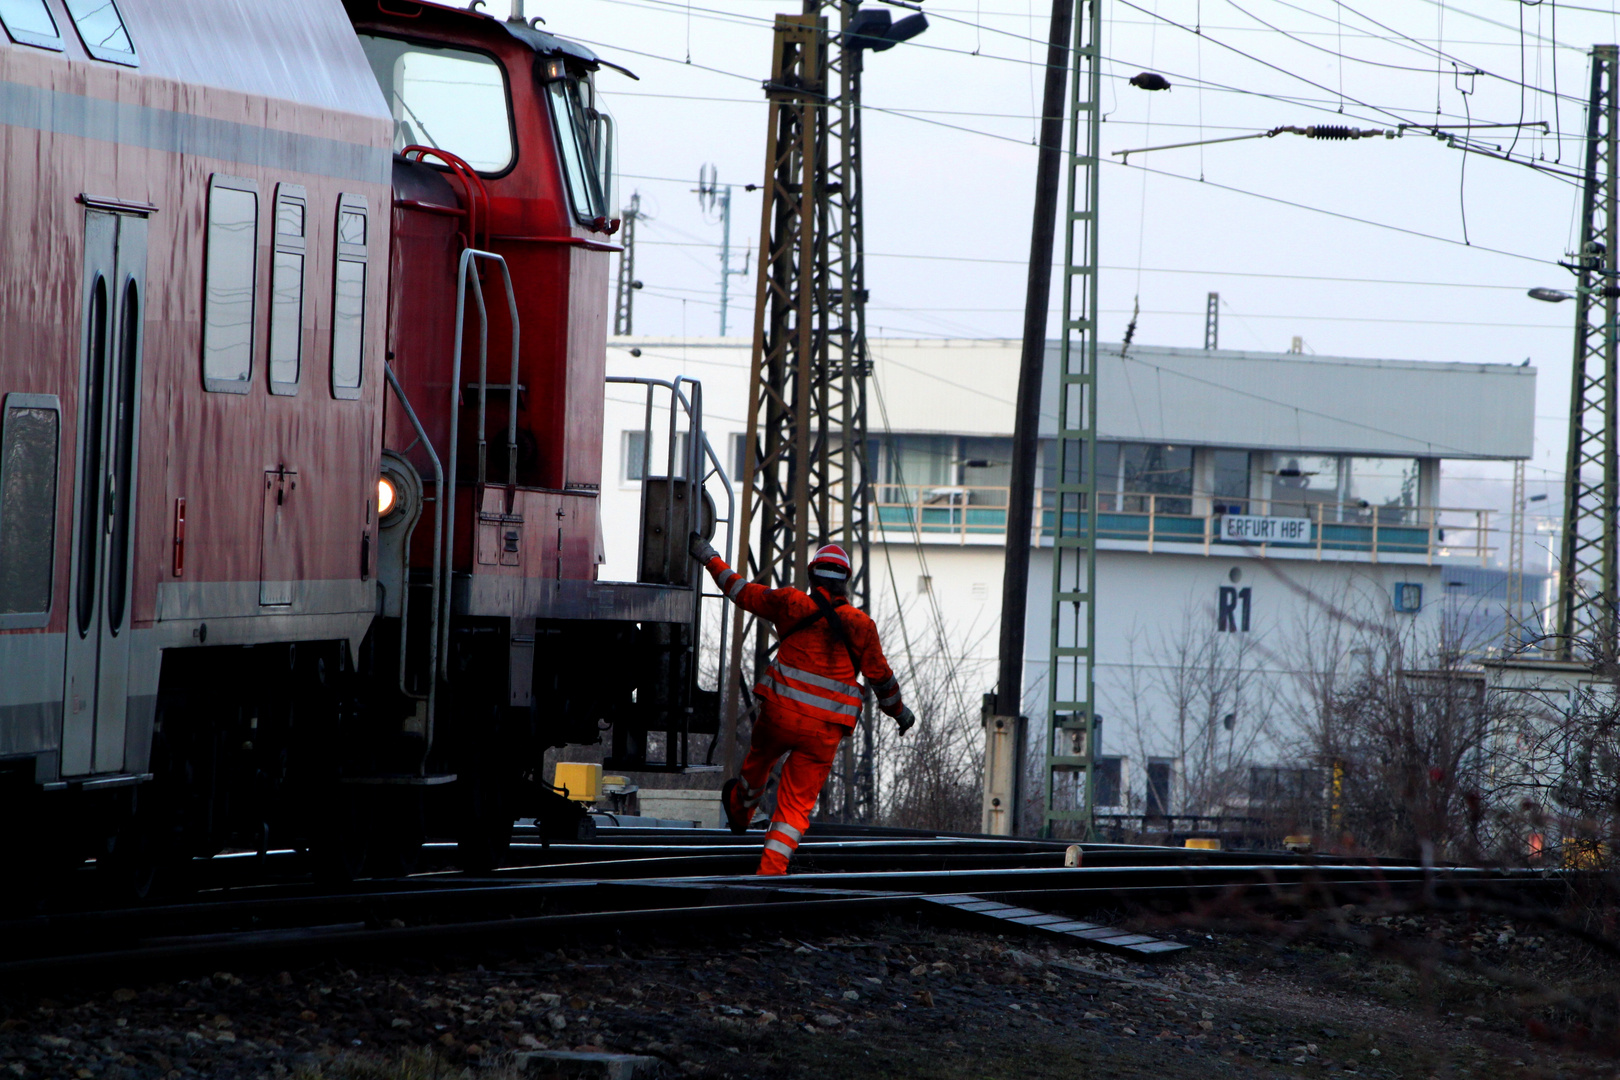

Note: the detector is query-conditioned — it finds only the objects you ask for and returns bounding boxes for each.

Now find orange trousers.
[733,708,847,875]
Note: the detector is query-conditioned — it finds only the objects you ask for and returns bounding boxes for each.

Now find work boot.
[720,778,751,835]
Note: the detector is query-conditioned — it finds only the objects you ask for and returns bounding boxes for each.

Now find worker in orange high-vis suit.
[689,533,916,875]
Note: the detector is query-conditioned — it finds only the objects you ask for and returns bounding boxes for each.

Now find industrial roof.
[606,337,1536,461]
[867,338,1535,460]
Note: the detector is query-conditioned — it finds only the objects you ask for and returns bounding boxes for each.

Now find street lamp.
[846,6,929,51]
[1528,285,1620,302]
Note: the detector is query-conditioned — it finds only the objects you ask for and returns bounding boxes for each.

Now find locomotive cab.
[343,0,727,868]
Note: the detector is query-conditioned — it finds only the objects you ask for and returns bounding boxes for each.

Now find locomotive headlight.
[376,451,422,532]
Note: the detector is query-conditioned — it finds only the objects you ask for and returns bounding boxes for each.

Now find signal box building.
[602,337,1536,820]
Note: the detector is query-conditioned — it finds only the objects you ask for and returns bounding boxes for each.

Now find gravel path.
[1,905,1612,1079]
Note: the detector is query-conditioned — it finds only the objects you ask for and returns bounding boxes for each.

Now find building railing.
[869,485,1492,564]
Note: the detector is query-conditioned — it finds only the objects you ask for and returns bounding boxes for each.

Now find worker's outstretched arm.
[849,614,917,735]
[690,533,786,621]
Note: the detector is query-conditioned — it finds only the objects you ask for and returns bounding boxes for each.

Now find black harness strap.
[808,587,866,682]
[757,588,866,687]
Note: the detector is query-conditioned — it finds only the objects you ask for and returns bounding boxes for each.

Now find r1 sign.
[1220,514,1311,544]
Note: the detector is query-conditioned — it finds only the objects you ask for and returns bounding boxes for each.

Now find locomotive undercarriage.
[6,601,717,900]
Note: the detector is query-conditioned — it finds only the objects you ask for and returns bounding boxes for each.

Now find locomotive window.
[202,177,258,393]
[63,0,136,66]
[0,0,63,50]
[0,393,60,627]
[359,35,514,175]
[546,77,607,223]
[269,184,307,396]
[330,195,368,400]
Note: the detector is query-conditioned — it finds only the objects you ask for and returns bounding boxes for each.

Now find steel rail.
[0,892,912,978]
[0,863,1559,979]
[2,862,1553,952]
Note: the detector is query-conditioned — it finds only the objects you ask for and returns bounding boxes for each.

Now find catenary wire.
[630,235,1554,290]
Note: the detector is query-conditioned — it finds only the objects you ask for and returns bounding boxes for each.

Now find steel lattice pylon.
[1043,0,1103,837]
[817,2,876,822]
[1558,45,1620,663]
[613,193,641,336]
[722,5,876,822]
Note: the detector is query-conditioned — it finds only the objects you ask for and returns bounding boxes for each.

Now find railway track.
[1,825,1558,979]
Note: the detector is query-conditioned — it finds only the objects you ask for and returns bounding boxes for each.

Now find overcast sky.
[496,0,1620,571]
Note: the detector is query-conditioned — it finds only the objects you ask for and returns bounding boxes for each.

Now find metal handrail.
[385,364,443,775]
[441,248,520,681]
[606,374,737,734]
[863,484,1494,561]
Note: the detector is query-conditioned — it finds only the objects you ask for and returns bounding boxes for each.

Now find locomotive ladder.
[440,249,521,683]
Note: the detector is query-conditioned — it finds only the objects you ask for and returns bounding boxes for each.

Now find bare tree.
[1139,601,1280,815]
[864,599,994,832]
[1288,586,1512,861]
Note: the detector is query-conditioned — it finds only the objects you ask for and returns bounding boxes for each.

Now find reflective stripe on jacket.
[706,556,904,729]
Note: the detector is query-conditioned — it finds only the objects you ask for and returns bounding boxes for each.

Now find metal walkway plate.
[921,894,1189,959]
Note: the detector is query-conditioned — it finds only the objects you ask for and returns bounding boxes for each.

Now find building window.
[959,436,1011,506]
[1036,437,1082,508]
[64,0,135,65]
[201,176,258,394]
[1345,456,1420,524]
[0,393,59,626]
[0,0,62,50]
[1099,443,1193,515]
[917,575,932,595]
[970,582,988,601]
[730,432,753,483]
[269,184,307,395]
[879,434,954,502]
[1267,453,1339,519]
[361,35,515,174]
[1145,759,1174,817]
[1093,756,1123,808]
[1249,765,1321,808]
[1211,449,1250,514]
[330,195,368,399]
[625,430,689,482]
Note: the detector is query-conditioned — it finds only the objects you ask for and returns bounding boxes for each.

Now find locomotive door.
[62,211,147,776]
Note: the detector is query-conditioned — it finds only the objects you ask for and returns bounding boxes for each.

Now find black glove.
[689,532,719,564]
[894,706,917,736]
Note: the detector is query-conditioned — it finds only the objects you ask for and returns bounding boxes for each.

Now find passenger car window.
[330,195,368,400]
[359,35,514,174]
[0,393,60,627]
[0,0,62,50]
[63,0,136,65]
[202,176,258,393]
[269,184,307,395]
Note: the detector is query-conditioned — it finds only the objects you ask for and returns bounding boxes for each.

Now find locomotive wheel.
[309,788,368,884]
[368,789,426,878]
[455,771,513,874]
[98,816,175,902]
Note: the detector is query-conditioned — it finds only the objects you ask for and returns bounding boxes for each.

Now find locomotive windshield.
[360,35,515,175]
[546,73,613,224]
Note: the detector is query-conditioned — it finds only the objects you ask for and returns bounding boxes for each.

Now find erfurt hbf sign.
[1220,514,1311,544]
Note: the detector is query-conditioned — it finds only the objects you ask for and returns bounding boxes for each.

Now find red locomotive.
[0,0,722,893]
